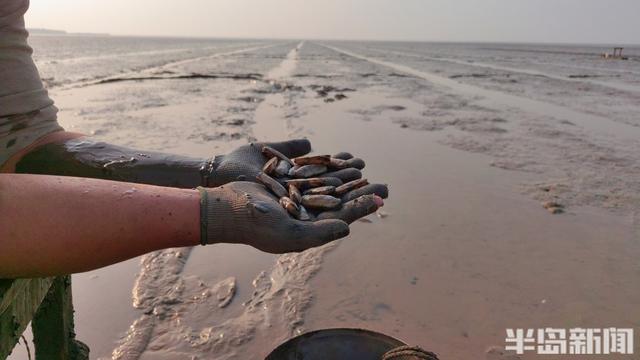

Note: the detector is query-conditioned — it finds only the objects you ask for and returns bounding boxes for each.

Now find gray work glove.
[198,182,384,253]
[206,138,388,203]
[207,139,368,186]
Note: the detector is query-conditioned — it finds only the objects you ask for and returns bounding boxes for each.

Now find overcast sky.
[26,0,640,44]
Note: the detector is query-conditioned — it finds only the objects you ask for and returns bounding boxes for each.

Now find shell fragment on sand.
[542,201,564,214]
[256,172,288,198]
[301,195,342,209]
[262,146,295,166]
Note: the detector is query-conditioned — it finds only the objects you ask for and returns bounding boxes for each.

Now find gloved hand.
[198,182,384,253]
[206,139,368,187]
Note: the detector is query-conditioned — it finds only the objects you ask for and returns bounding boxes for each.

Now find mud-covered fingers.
[319,168,362,182]
[316,194,383,224]
[333,152,353,160]
[290,219,350,251]
[341,183,389,203]
[261,139,311,159]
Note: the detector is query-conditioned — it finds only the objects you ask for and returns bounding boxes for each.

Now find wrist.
[197,186,239,245]
[202,155,232,187]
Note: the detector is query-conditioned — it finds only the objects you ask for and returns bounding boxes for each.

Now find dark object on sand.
[266,328,437,360]
[542,201,564,214]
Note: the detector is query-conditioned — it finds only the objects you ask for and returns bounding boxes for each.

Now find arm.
[0,2,385,194]
[3,131,208,188]
[0,173,200,277]
[0,173,383,278]
[8,133,386,197]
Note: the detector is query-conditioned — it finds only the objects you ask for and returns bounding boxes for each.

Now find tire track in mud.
[252,42,305,141]
[38,44,235,65]
[361,46,640,94]
[320,42,640,230]
[107,42,341,360]
[57,43,281,91]
[319,43,640,142]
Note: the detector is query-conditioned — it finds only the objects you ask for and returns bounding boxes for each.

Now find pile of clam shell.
[257,146,369,220]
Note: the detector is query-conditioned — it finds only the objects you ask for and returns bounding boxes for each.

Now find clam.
[335,178,369,196]
[262,146,294,166]
[329,157,349,169]
[274,160,292,177]
[303,186,335,196]
[301,195,342,209]
[262,157,279,175]
[288,165,301,177]
[285,177,342,190]
[256,172,288,198]
[298,205,311,221]
[293,155,331,166]
[279,197,301,218]
[288,184,302,204]
[292,164,327,178]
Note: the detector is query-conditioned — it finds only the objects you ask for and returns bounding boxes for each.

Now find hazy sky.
[26,0,640,44]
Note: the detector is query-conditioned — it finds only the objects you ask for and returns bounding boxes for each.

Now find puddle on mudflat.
[292,90,640,359]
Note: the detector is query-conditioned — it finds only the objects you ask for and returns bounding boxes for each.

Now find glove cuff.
[197,186,240,246]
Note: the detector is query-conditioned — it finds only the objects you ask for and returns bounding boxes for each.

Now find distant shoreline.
[26,29,639,47]
[28,28,110,36]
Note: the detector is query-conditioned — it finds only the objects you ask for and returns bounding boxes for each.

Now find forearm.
[0,174,200,278]
[10,132,211,188]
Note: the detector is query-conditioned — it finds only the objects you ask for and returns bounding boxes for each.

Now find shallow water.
[8,37,640,359]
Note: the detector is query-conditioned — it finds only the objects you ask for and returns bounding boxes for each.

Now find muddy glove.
[206,139,367,187]
[198,182,384,253]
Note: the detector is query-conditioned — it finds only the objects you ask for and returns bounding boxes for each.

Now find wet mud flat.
[11,39,640,359]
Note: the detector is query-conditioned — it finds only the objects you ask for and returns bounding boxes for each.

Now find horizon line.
[27,29,640,47]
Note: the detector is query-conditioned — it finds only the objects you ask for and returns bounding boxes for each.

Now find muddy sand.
[10,40,640,359]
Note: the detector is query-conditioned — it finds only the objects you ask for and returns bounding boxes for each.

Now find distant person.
[0,0,388,278]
